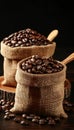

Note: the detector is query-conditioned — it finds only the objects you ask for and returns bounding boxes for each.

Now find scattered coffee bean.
[10,102,14,107]
[39,119,46,125]
[64,106,73,113]
[13,117,21,123]
[33,115,41,120]
[26,115,33,120]
[5,111,10,115]
[22,113,27,118]
[5,109,10,113]
[32,118,39,123]
[66,103,73,107]
[3,28,52,47]
[21,55,64,74]
[20,120,29,126]
[0,98,74,126]
[46,116,52,121]
[1,99,5,105]
[9,113,16,119]
[63,100,73,113]
[48,119,56,125]
[4,115,10,120]
[54,117,60,123]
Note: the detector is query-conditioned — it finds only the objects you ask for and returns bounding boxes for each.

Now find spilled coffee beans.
[0,98,74,126]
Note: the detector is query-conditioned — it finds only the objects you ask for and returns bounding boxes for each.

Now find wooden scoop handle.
[47,29,59,41]
[61,53,74,65]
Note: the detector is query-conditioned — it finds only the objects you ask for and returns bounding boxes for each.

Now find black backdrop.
[0,0,74,48]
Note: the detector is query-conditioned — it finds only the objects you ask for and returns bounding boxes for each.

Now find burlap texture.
[1,41,56,59]
[2,58,19,87]
[11,58,68,118]
[1,41,56,87]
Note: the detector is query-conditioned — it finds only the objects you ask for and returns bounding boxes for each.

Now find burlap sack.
[11,58,68,118]
[1,41,56,87]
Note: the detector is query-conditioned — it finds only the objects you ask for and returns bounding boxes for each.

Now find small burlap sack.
[11,59,68,118]
[1,41,56,87]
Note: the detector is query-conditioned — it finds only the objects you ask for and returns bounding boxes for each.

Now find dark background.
[0,0,74,76]
[0,0,74,47]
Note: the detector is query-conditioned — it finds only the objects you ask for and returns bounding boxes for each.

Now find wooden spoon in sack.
[61,53,74,65]
[47,29,59,41]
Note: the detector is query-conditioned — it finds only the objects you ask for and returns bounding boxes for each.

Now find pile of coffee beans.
[3,28,52,47]
[0,98,14,112]
[0,98,73,126]
[21,55,64,74]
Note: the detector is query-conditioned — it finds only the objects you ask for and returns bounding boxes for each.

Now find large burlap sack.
[11,58,68,118]
[1,41,56,87]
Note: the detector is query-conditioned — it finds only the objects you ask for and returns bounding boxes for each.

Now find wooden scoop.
[47,29,59,41]
[61,53,74,65]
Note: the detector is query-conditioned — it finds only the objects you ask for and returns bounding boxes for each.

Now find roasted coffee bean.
[31,67,37,73]
[64,105,73,113]
[33,115,40,120]
[21,55,64,74]
[32,118,39,123]
[5,110,11,115]
[63,100,73,112]
[63,100,69,105]
[46,116,53,121]
[1,101,5,105]
[22,38,28,43]
[14,117,21,123]
[30,58,36,63]
[1,105,7,111]
[37,65,42,70]
[65,102,73,107]
[27,69,32,73]
[29,114,35,118]
[4,115,10,120]
[0,99,5,105]
[11,40,16,44]
[7,43,12,46]
[9,113,15,119]
[5,109,10,113]
[10,102,14,107]
[22,113,27,118]
[39,119,46,125]
[26,115,33,120]
[54,117,61,123]
[35,59,42,65]
[25,64,32,69]
[32,55,39,59]
[20,120,29,126]
[48,119,56,125]
[3,28,52,47]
